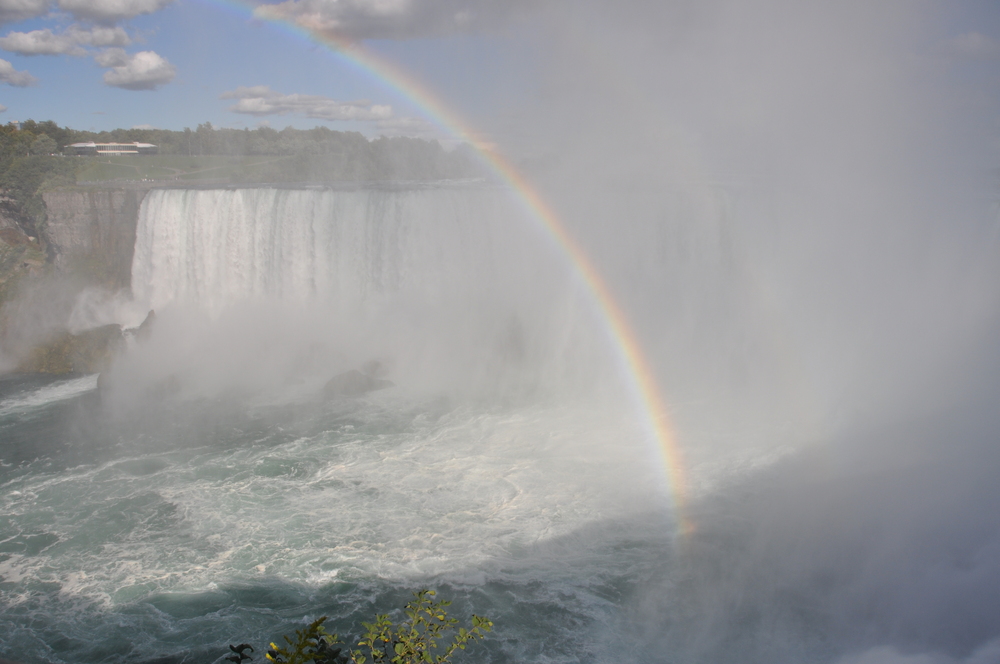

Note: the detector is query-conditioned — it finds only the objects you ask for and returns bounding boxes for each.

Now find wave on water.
[0,387,679,664]
[0,375,99,420]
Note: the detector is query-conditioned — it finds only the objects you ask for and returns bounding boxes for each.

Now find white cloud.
[0,0,175,24]
[57,0,173,23]
[77,24,130,45]
[0,103,6,112]
[99,49,174,90]
[93,45,126,66]
[939,32,1000,60]
[252,0,530,41]
[0,25,129,56]
[0,0,50,25]
[131,123,155,129]
[0,57,35,85]
[221,86,393,121]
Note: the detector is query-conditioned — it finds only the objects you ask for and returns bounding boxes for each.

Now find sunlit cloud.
[0,0,49,25]
[0,25,130,55]
[0,57,35,85]
[252,0,531,41]
[221,86,392,121]
[0,0,175,24]
[0,103,7,112]
[98,49,174,90]
[57,0,174,23]
[93,45,125,66]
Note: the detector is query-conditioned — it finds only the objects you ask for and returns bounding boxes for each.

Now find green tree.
[261,618,347,664]
[234,591,492,664]
[29,134,57,156]
[351,590,492,664]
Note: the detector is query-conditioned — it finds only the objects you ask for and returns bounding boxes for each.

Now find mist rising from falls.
[117,185,619,404]
[3,186,696,664]
[7,1,1000,661]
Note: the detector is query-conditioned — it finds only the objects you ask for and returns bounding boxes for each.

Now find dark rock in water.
[132,308,156,342]
[323,369,394,398]
[17,324,124,374]
[362,358,388,378]
[148,374,182,400]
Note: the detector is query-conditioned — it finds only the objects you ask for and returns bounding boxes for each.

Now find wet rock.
[323,369,394,398]
[17,323,125,374]
[126,308,156,343]
[42,188,148,289]
[0,228,29,247]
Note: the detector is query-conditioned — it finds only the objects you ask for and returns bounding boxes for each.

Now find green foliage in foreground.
[231,591,492,664]
[351,590,492,664]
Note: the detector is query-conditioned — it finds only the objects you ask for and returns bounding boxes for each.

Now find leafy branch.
[229,591,492,664]
[352,590,492,664]
[264,617,348,664]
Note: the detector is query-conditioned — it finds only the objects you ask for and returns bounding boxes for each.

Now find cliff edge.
[42,186,151,290]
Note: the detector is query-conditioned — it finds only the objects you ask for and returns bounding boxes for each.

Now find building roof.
[68,142,157,148]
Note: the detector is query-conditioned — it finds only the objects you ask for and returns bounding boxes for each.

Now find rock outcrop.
[130,308,156,342]
[17,323,125,374]
[0,226,46,302]
[323,369,394,398]
[42,187,152,289]
[0,187,152,376]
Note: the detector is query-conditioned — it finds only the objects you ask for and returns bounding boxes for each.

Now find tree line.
[0,119,484,238]
[1,119,479,165]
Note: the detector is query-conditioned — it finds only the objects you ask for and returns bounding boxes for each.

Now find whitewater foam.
[0,374,98,418]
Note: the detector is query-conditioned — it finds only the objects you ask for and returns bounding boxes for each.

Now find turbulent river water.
[2,184,1000,664]
[0,371,678,664]
[0,185,687,664]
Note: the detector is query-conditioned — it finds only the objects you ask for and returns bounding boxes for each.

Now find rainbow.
[213,3,691,532]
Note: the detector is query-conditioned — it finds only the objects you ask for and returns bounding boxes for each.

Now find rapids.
[1,184,683,664]
[2,181,999,664]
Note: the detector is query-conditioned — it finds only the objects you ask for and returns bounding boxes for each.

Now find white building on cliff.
[67,142,158,156]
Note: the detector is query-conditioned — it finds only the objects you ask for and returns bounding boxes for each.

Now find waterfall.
[124,185,607,400]
[131,186,545,315]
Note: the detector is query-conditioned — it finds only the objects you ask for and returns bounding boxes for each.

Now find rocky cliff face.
[16,323,125,374]
[0,187,150,374]
[42,187,151,290]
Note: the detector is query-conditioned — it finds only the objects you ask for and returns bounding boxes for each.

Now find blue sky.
[0,0,997,159]
[0,0,543,141]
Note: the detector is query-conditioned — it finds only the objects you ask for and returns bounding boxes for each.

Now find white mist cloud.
[98,49,174,90]
[836,647,950,664]
[0,57,35,85]
[0,25,129,55]
[56,0,173,23]
[253,0,533,41]
[0,0,49,24]
[837,639,1000,664]
[221,86,393,121]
